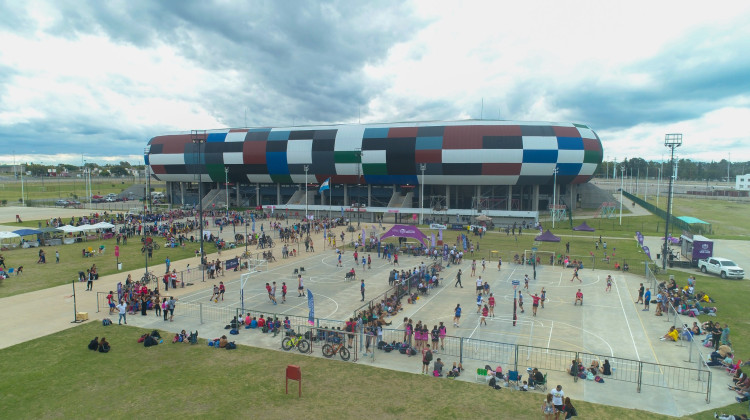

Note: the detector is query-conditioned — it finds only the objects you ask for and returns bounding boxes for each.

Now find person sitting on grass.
[98,337,110,353]
[88,337,99,351]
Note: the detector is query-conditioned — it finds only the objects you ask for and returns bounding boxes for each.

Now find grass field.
[0,233,202,298]
[0,322,694,420]
[0,177,146,203]
[637,195,750,239]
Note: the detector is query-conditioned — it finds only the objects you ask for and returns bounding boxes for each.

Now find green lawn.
[637,195,750,239]
[0,322,685,419]
[0,178,146,204]
[0,233,201,298]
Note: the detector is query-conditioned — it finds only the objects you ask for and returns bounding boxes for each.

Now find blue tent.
[13,228,42,236]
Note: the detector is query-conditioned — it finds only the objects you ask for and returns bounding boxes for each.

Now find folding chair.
[475,368,489,383]
[507,370,521,390]
[535,373,548,392]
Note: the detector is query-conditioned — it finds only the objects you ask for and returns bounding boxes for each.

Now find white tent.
[0,231,20,239]
[92,222,115,229]
[58,225,82,233]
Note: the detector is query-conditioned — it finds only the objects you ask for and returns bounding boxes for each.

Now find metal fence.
[375,327,710,401]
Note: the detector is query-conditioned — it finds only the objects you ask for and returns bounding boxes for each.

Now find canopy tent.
[38,227,62,233]
[572,222,595,232]
[91,222,115,229]
[13,228,42,236]
[58,225,84,233]
[535,229,561,242]
[0,231,20,239]
[475,214,492,222]
[380,224,428,246]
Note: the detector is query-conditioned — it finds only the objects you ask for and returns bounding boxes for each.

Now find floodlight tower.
[662,134,682,270]
[192,130,207,282]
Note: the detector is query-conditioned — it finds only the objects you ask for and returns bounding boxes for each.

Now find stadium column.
[343,184,348,207]
[445,185,450,210]
[256,184,260,207]
[533,185,540,211]
[276,184,281,206]
[180,182,185,205]
[236,183,240,207]
[507,186,512,211]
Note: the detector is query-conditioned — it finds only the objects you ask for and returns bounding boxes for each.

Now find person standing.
[481,257,486,272]
[170,269,177,289]
[497,256,502,270]
[476,293,484,313]
[367,254,371,269]
[298,274,305,297]
[116,300,127,325]
[540,288,547,309]
[524,274,529,290]
[55,250,60,264]
[454,269,463,288]
[636,283,644,304]
[86,269,94,291]
[488,293,496,317]
[480,305,488,326]
[518,292,525,313]
[551,385,565,420]
[476,275,483,294]
[360,279,365,302]
[271,281,278,305]
[471,259,477,277]
[162,298,168,321]
[210,284,219,302]
[281,282,287,303]
[438,321,447,350]
[165,256,171,273]
[605,275,612,293]
[532,293,541,316]
[453,304,462,327]
[421,343,433,374]
[565,242,570,253]
[542,393,556,419]
[219,281,225,301]
[167,296,177,321]
[643,288,651,311]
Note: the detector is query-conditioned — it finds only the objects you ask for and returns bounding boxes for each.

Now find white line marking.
[614,277,640,360]
[546,320,554,352]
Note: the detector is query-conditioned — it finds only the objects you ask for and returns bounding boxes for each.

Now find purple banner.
[692,241,713,261]
[636,231,644,245]
[431,233,436,248]
[642,245,651,259]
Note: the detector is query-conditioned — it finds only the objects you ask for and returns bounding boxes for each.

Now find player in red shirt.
[480,305,488,326]
[532,293,541,316]
[575,289,584,306]
[281,282,287,303]
[488,293,495,317]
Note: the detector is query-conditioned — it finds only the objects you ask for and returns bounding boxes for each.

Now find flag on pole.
[307,290,315,325]
[319,178,330,193]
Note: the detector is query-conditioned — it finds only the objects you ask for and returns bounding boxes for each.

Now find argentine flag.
[319,178,330,193]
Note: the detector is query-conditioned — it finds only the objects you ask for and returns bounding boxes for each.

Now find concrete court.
[0,205,733,416]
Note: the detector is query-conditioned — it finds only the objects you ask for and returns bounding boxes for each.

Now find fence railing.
[376,327,710,401]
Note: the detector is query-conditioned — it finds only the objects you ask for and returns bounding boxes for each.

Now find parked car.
[698,257,745,279]
[105,197,117,203]
[55,199,68,206]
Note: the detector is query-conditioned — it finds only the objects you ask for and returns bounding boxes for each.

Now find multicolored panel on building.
[146,120,602,186]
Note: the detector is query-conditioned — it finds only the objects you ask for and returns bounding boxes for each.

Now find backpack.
[144,335,158,347]
[230,329,239,335]
[137,333,148,343]
[102,318,112,326]
[226,342,237,350]
[425,350,433,362]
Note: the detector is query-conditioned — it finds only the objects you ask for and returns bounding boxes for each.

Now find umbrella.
[0,231,20,239]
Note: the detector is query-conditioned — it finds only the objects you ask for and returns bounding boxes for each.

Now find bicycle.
[281,334,310,353]
[140,271,158,285]
[322,340,350,361]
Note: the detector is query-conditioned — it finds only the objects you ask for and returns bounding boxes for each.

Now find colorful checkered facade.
[146,120,602,186]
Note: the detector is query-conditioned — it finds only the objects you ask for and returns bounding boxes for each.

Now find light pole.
[356,148,361,227]
[20,167,25,207]
[304,165,309,235]
[662,134,682,270]
[225,167,229,212]
[419,163,426,225]
[619,165,624,226]
[192,131,207,282]
[552,166,558,228]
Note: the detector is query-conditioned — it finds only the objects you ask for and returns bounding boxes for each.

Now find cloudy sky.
[1,0,749,166]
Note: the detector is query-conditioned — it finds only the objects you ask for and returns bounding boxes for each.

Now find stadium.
[145,120,603,224]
